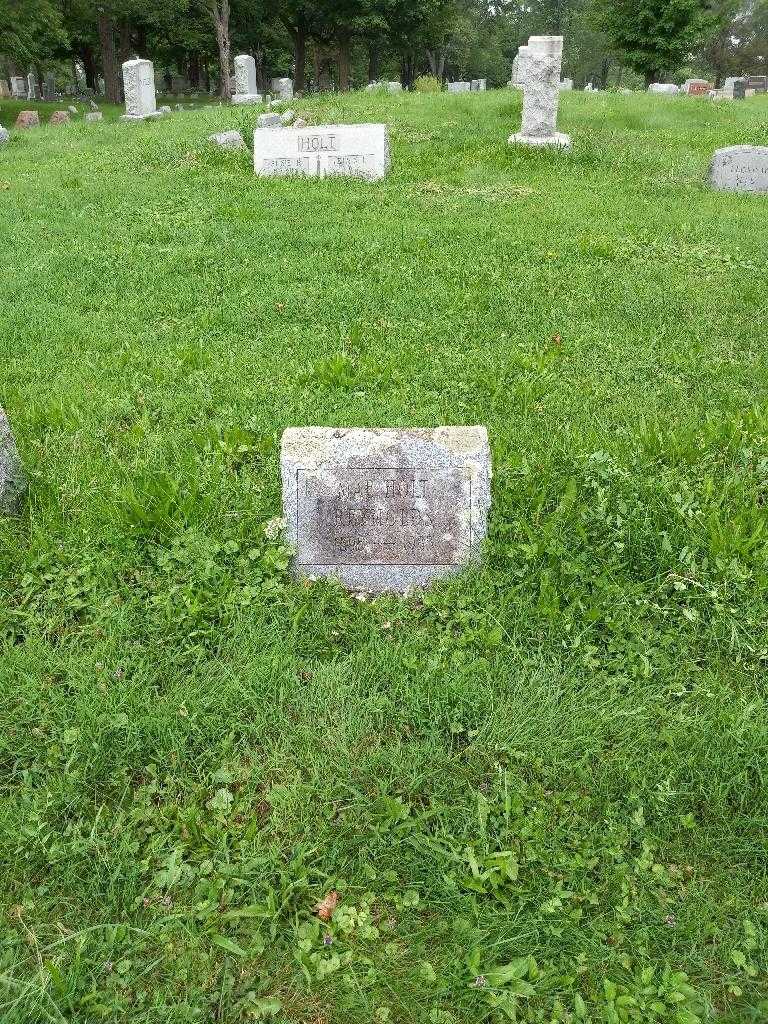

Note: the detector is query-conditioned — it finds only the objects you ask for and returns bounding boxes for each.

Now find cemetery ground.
[1,88,767,1023]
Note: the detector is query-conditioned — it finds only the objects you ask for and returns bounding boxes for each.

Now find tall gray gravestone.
[0,408,26,515]
[233,54,261,104]
[281,427,492,593]
[121,58,160,120]
[509,35,570,149]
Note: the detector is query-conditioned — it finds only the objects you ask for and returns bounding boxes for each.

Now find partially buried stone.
[280,427,492,594]
[15,110,40,129]
[49,110,70,125]
[280,108,295,125]
[85,111,103,123]
[68,105,78,114]
[709,145,768,193]
[258,112,282,128]
[0,126,9,144]
[0,408,26,515]
[209,129,246,150]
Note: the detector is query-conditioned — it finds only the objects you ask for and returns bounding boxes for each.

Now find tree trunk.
[368,45,379,83]
[98,13,121,104]
[118,20,132,66]
[338,35,351,91]
[210,0,231,99]
[600,57,610,90]
[189,52,200,88]
[203,59,210,92]
[81,44,97,90]
[293,23,306,93]
[254,48,266,94]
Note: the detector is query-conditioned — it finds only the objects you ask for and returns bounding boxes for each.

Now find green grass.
[1,88,767,1023]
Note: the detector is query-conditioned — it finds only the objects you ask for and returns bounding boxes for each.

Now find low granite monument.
[509,35,570,149]
[709,145,768,194]
[271,76,294,99]
[281,427,492,593]
[1,408,26,515]
[447,81,471,93]
[254,123,390,179]
[15,111,40,129]
[648,83,679,95]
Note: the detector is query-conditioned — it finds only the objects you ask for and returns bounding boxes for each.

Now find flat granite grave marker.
[0,408,26,515]
[254,123,390,179]
[281,427,491,593]
[709,145,768,193]
[447,81,471,93]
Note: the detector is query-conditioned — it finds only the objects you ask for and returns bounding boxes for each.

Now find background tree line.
[2,0,767,102]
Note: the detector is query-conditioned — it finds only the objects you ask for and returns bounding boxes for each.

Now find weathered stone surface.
[709,145,768,194]
[648,83,679,95]
[723,77,746,99]
[0,408,26,515]
[747,75,767,93]
[49,110,70,125]
[509,35,570,150]
[122,57,157,119]
[235,54,258,96]
[84,111,103,123]
[231,93,262,105]
[280,108,296,125]
[26,73,39,100]
[0,126,9,144]
[209,129,246,150]
[67,105,78,114]
[254,122,390,179]
[470,79,487,91]
[281,427,491,593]
[559,78,573,90]
[271,76,294,99]
[257,112,283,128]
[684,78,711,95]
[293,117,307,128]
[10,76,25,98]
[447,81,471,93]
[15,110,40,129]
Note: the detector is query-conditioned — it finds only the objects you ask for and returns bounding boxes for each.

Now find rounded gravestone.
[709,145,768,193]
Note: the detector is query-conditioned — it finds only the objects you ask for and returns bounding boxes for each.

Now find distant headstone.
[271,76,294,99]
[121,58,159,120]
[85,111,103,123]
[257,112,282,128]
[43,73,56,100]
[0,408,26,515]
[49,110,71,125]
[470,79,487,91]
[559,78,573,90]
[509,35,570,149]
[684,78,711,96]
[26,72,39,100]
[10,76,25,98]
[280,427,492,593]
[209,129,246,150]
[511,47,530,89]
[15,111,40,129]
[709,145,768,194]
[0,125,9,144]
[746,75,767,93]
[254,122,390,179]
[0,81,10,99]
[447,81,471,93]
[722,77,746,99]
[158,104,172,113]
[648,83,679,94]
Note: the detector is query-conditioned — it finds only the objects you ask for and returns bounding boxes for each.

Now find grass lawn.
[1,88,767,1023]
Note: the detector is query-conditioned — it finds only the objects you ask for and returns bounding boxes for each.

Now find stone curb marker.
[281,427,491,593]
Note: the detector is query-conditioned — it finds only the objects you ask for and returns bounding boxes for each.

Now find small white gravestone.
[209,129,246,150]
[271,76,294,99]
[447,81,471,93]
[509,35,570,150]
[709,146,768,194]
[11,76,25,98]
[722,77,746,99]
[281,427,492,593]
[121,58,160,120]
[26,72,39,100]
[470,79,487,91]
[85,111,103,123]
[233,54,261,104]
[0,407,26,515]
[559,78,573,90]
[648,83,679,95]
[254,123,390,180]
[0,125,9,144]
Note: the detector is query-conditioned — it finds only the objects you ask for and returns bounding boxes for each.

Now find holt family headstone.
[254,123,390,180]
